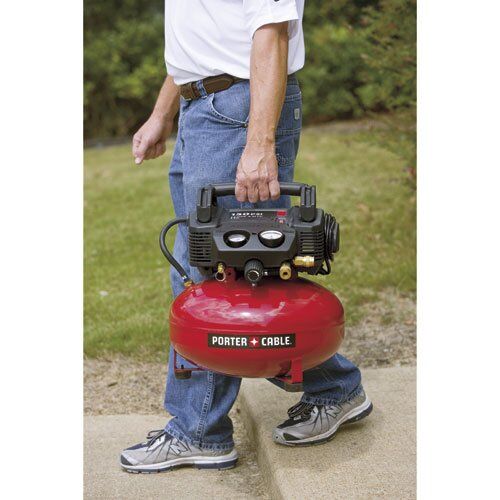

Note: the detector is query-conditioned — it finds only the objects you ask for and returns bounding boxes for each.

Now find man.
[120,0,372,473]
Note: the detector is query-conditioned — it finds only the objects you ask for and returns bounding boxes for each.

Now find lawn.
[84,120,416,359]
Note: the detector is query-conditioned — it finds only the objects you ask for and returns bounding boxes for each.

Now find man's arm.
[235,22,289,203]
[132,75,180,165]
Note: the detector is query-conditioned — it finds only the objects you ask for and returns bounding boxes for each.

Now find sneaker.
[120,429,238,473]
[273,388,373,446]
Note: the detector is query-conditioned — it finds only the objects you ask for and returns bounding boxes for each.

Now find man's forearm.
[234,22,289,202]
[247,22,289,146]
[152,75,180,121]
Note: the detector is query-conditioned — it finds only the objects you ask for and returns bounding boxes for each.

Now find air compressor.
[160,182,344,391]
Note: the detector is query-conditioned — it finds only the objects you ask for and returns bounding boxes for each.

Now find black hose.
[318,212,339,275]
[159,218,191,285]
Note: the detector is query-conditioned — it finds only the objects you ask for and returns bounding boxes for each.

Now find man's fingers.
[247,183,259,203]
[235,169,248,202]
[132,135,143,163]
[156,143,166,157]
[257,179,270,202]
[134,137,151,164]
[135,142,165,164]
[269,179,280,200]
[136,139,150,157]
[235,182,247,202]
[144,146,156,160]
[236,178,273,203]
[132,135,140,154]
[134,147,145,164]
[151,143,162,158]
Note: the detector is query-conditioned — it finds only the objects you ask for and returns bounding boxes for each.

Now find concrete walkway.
[240,366,416,499]
[84,414,267,499]
[84,366,415,499]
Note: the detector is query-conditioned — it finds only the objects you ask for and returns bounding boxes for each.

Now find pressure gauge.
[224,232,249,248]
[259,230,285,248]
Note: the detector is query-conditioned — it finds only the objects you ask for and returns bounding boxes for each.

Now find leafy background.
[84,0,416,140]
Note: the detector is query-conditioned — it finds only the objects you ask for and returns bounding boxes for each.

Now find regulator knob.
[244,260,264,285]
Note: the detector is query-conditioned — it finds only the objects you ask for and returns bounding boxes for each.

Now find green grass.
[84,121,415,359]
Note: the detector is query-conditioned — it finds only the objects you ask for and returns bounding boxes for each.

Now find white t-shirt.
[164,0,305,85]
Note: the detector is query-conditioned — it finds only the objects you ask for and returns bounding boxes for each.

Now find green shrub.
[300,24,368,122]
[300,0,416,121]
[84,1,165,138]
[359,0,417,111]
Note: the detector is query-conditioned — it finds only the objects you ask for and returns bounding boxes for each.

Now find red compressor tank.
[170,271,344,389]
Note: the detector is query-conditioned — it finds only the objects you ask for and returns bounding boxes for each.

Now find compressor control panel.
[187,183,339,284]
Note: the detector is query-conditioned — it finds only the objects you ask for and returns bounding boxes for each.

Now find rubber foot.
[283,381,303,392]
[175,370,192,380]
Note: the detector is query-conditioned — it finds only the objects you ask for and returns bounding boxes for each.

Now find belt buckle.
[181,82,194,101]
[188,82,199,101]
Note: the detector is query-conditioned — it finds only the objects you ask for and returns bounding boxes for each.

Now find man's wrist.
[245,131,276,150]
[151,108,175,123]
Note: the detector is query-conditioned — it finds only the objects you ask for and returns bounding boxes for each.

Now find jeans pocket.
[275,92,302,167]
[276,150,294,168]
[207,87,250,127]
[277,92,302,136]
[275,129,301,168]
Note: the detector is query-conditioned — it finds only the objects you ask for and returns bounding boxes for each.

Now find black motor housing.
[187,183,339,281]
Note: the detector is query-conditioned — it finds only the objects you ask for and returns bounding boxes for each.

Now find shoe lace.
[146,429,166,447]
[145,429,191,456]
[287,401,317,418]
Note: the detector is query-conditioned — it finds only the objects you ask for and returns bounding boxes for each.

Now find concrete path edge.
[238,366,416,499]
[239,390,284,500]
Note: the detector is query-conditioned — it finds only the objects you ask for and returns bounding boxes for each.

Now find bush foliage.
[84,0,416,139]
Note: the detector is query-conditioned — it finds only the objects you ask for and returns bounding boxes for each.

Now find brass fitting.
[292,255,315,268]
[279,262,292,280]
[215,263,226,282]
[183,279,194,288]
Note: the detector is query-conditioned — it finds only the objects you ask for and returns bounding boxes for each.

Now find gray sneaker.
[120,430,238,473]
[273,388,373,446]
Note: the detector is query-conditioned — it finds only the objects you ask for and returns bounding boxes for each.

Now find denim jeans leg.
[163,97,245,450]
[300,354,362,405]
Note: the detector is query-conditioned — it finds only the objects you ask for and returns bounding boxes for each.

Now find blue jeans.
[164,75,361,451]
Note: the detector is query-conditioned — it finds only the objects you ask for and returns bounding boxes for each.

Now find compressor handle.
[197,182,316,223]
[210,182,307,197]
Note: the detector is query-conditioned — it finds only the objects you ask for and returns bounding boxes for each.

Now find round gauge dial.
[224,232,249,248]
[258,230,285,248]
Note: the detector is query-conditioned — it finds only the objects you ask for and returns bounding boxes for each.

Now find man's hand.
[236,142,280,203]
[132,114,173,165]
[132,75,180,165]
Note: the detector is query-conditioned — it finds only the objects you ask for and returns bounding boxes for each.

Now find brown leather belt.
[180,73,245,101]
